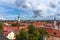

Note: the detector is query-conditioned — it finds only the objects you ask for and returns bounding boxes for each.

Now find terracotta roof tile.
[34,22,43,26]
[43,28,60,38]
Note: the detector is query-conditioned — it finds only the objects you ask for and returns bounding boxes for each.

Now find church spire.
[54,16,56,21]
[18,13,20,22]
[54,16,57,29]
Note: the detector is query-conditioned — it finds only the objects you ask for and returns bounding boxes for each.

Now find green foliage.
[11,24,18,26]
[11,23,20,26]
[28,25,40,40]
[15,29,29,40]
[15,25,50,40]
[0,22,4,33]
[38,28,50,40]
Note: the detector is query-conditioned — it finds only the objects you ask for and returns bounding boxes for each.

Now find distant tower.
[54,16,56,26]
[18,13,20,22]
[0,17,2,22]
[54,16,57,29]
[15,18,16,21]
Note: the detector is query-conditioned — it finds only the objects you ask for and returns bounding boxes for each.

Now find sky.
[0,0,60,20]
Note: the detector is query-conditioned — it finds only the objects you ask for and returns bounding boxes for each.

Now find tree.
[28,25,40,40]
[11,22,20,26]
[0,22,4,33]
[38,28,50,40]
[15,29,29,40]
[11,23,18,26]
[15,24,50,40]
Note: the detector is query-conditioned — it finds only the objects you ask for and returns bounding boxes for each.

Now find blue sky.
[0,0,60,20]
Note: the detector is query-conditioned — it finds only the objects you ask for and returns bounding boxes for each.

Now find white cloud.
[0,14,18,20]
[0,0,60,20]
[0,0,15,4]
[21,0,55,18]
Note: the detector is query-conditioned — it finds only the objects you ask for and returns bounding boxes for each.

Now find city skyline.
[0,0,60,20]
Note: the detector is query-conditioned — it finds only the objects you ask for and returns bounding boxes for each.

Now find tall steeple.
[54,16,56,21]
[18,13,20,22]
[54,16,57,29]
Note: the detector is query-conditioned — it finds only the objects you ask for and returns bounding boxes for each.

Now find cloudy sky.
[0,0,60,20]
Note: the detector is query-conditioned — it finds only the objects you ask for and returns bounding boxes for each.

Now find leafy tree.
[38,28,50,40]
[11,22,20,26]
[11,23,18,26]
[16,23,20,26]
[0,22,4,33]
[15,29,29,40]
[28,25,40,40]
[15,24,50,40]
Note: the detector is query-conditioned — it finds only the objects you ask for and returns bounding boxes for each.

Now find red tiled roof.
[43,28,60,38]
[3,25,28,31]
[45,23,53,27]
[3,31,10,36]
[34,22,43,26]
[3,24,60,38]
[3,26,20,35]
[6,22,16,24]
[3,26,19,31]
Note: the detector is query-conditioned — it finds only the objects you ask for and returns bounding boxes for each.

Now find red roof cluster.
[3,25,28,35]
[3,21,60,39]
[43,28,60,38]
[3,26,19,35]
[3,26,19,31]
[34,22,43,27]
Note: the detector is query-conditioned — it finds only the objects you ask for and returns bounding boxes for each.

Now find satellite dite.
[15,0,58,19]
